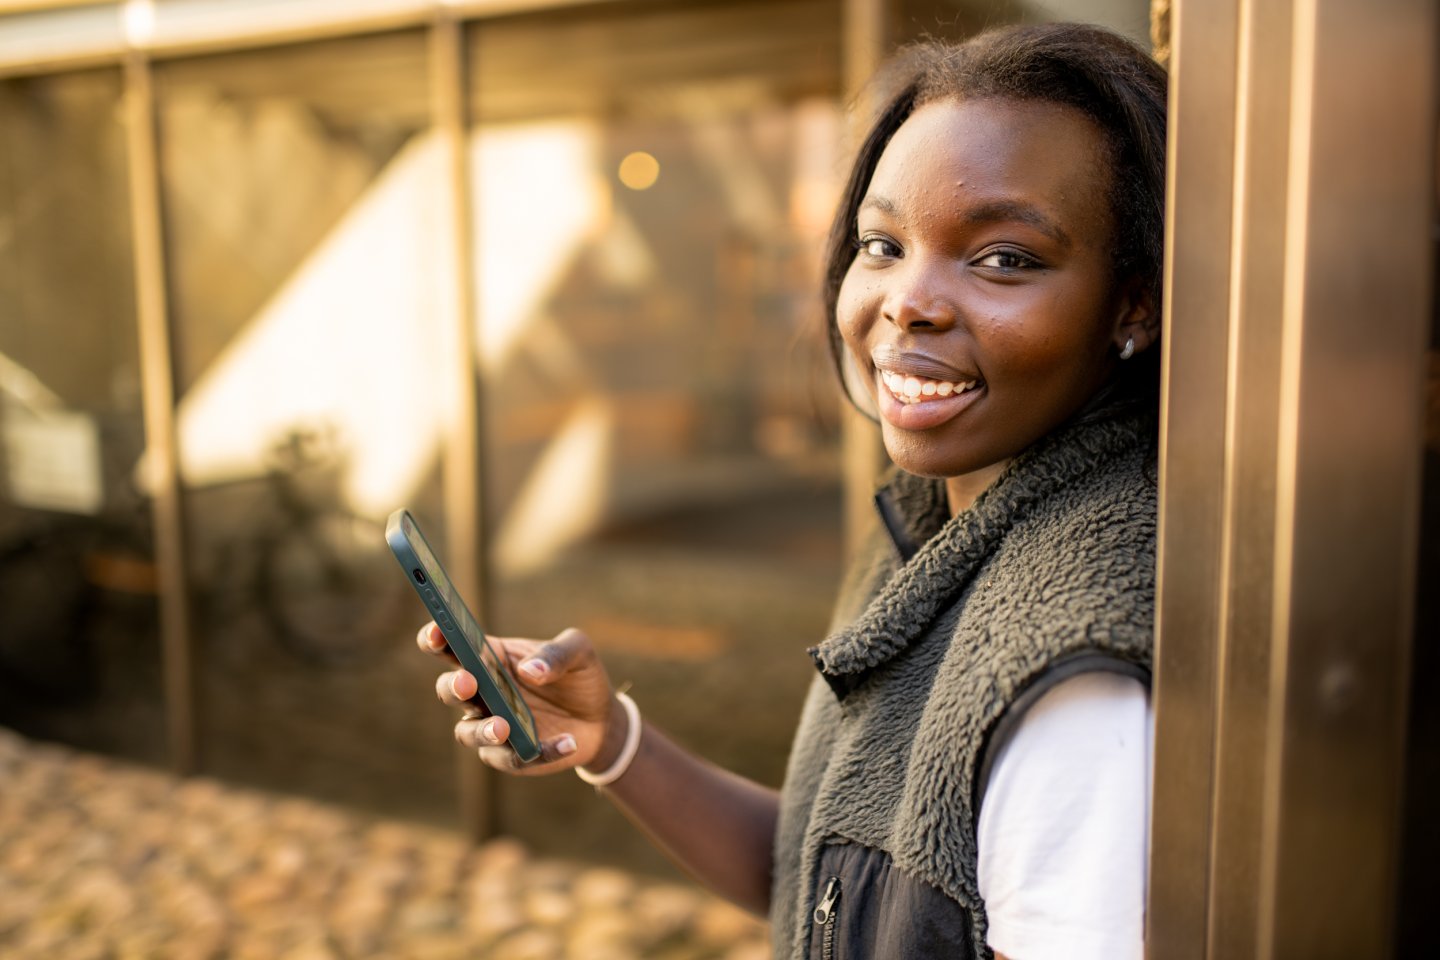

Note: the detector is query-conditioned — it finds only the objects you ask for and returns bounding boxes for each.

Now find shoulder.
[977,671,1150,960]
[970,447,1157,655]
[979,672,1150,816]
[1000,441,1154,604]
[1020,438,1157,558]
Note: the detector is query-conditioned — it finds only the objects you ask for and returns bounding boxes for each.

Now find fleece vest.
[770,411,1157,959]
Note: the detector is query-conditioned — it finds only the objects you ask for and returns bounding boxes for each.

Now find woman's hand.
[421,621,779,914]
[418,623,626,775]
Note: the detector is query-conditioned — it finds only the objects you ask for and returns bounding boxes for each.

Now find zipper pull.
[813,876,842,924]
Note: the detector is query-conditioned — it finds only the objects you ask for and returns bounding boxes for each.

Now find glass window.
[0,68,165,764]
[156,31,459,824]
[469,0,846,869]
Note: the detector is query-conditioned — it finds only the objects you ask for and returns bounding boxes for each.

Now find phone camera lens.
[413,569,427,584]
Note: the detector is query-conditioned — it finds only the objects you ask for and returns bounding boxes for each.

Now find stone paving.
[0,727,770,959]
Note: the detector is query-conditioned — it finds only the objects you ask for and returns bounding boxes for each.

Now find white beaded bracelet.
[576,692,641,787]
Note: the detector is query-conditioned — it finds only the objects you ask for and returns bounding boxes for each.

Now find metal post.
[1256,0,1431,953]
[430,12,495,842]
[1149,0,1240,952]
[122,51,196,774]
[1150,0,1433,955]
[1200,1,1295,955]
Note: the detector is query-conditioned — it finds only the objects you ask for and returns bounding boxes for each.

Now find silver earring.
[1119,337,1135,360]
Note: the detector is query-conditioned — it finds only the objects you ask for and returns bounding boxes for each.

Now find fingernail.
[482,719,499,742]
[555,734,577,756]
[520,660,548,681]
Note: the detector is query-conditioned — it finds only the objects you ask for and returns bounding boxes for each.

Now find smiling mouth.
[879,370,982,405]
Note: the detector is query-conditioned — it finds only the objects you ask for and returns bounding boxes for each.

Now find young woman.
[420,22,1166,960]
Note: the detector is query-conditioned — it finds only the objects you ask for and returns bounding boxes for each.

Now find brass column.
[1150,0,1240,949]
[1150,0,1434,956]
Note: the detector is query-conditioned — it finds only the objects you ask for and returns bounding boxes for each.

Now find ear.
[1111,279,1160,357]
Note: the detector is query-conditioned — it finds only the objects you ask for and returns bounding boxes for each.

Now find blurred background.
[0,0,1152,857]
[0,2,1155,955]
[5,0,1435,958]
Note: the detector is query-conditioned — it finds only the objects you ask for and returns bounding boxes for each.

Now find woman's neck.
[945,459,1011,516]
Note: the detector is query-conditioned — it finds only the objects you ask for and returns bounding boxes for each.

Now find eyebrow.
[858,194,1073,248]
[966,199,1072,247]
[858,194,901,217]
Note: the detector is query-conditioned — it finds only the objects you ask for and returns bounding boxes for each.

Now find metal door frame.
[1150,1,1435,956]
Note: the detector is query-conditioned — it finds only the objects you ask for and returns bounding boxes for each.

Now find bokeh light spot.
[617,151,660,191]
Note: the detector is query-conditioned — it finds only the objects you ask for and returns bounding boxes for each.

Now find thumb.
[533,732,581,766]
[515,627,592,685]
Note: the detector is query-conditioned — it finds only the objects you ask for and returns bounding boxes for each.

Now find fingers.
[435,668,477,707]
[456,714,509,749]
[470,728,580,774]
[533,733,580,765]
[429,624,597,777]
[455,715,579,767]
[513,627,593,686]
[415,622,459,665]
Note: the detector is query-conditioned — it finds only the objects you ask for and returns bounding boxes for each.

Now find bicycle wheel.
[256,508,409,666]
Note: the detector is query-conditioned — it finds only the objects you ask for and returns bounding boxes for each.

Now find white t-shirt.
[976,671,1152,960]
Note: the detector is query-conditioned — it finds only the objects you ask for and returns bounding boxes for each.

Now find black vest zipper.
[813,875,842,960]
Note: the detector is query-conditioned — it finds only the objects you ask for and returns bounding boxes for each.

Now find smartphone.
[386,509,542,763]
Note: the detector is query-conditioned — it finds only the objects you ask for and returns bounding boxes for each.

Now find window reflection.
[470,0,845,869]
[156,32,459,823]
[0,69,163,763]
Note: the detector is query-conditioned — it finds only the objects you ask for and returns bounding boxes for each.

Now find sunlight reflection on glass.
[160,132,449,518]
[492,395,613,577]
[472,122,608,375]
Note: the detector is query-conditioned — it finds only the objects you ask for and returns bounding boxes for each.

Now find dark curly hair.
[823,22,1168,420]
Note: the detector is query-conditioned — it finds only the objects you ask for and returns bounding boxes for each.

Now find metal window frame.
[123,50,196,774]
[428,11,494,840]
[0,0,627,77]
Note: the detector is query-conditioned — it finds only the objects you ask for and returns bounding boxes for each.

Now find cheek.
[834,267,873,348]
[975,292,1112,384]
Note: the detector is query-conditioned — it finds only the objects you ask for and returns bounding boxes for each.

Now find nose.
[880,258,958,332]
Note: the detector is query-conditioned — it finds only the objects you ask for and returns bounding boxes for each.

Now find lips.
[870,347,984,430]
[872,345,983,408]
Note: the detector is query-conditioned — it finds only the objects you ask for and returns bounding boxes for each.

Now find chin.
[881,429,983,480]
[881,423,1019,483]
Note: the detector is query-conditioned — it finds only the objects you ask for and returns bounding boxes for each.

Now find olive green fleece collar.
[808,411,1153,699]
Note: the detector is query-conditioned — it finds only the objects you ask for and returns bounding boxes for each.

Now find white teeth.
[878,368,980,404]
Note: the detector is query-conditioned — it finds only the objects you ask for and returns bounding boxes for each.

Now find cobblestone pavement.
[0,728,770,959]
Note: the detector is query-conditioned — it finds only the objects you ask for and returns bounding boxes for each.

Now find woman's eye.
[857,237,899,258]
[975,249,1041,270]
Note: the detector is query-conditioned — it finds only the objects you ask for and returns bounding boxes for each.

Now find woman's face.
[837,96,1148,483]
